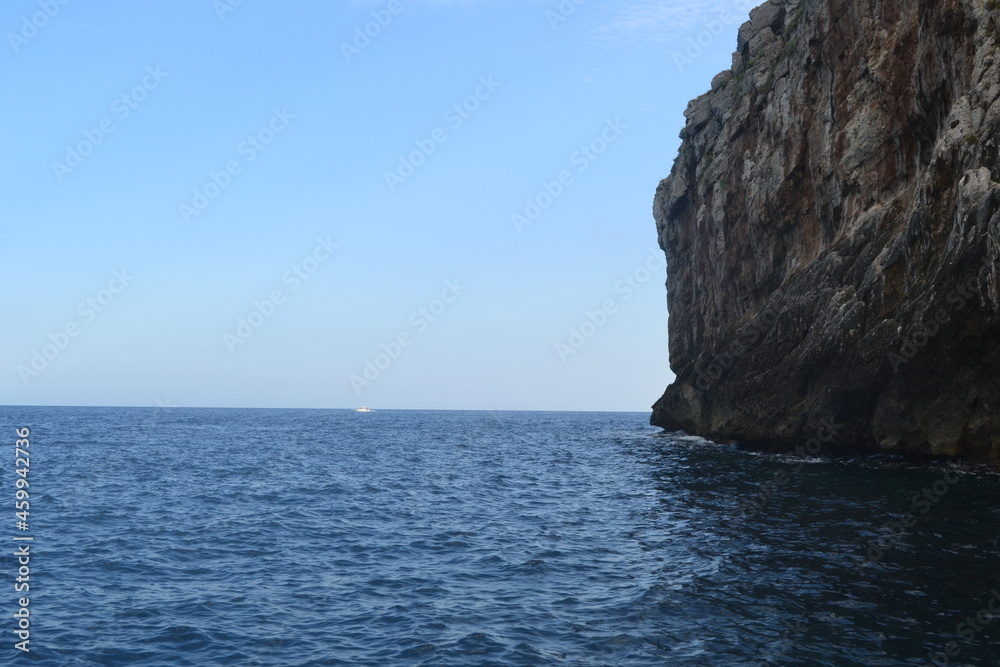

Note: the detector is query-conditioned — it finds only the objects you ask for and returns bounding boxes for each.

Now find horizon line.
[1,404,654,413]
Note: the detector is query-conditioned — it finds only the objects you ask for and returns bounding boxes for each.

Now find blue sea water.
[2,407,1000,665]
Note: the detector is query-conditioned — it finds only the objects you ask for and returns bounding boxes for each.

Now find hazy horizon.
[0,404,652,413]
[3,0,756,412]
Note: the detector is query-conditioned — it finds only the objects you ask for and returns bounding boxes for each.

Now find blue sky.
[2,0,753,411]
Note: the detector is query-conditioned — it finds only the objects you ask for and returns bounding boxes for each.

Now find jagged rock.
[651,0,1000,464]
[749,0,786,32]
[711,70,734,91]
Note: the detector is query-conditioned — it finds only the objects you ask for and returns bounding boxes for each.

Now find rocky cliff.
[652,0,1000,463]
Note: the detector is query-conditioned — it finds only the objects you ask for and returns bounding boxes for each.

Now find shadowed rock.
[652,0,1000,463]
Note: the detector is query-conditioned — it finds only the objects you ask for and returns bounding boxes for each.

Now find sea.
[3,407,1000,666]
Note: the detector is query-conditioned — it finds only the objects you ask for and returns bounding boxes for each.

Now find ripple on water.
[9,407,1000,665]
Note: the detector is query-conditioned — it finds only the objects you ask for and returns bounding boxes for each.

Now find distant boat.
[355,406,374,412]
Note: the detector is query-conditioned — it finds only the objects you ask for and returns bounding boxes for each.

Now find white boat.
[355,406,374,412]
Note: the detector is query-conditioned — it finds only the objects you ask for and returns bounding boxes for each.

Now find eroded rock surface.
[652,0,1000,463]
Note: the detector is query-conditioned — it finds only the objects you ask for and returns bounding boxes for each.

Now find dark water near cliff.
[3,407,1000,665]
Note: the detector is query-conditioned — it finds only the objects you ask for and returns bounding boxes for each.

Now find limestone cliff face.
[652,0,1000,463]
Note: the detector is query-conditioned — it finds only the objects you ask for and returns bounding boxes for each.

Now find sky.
[1,0,754,412]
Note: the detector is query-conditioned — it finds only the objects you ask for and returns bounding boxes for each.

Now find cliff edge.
[652,0,1000,463]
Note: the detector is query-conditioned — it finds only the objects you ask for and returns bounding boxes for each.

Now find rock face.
[652,0,1000,463]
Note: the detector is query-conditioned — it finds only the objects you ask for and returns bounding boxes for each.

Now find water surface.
[4,407,999,665]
